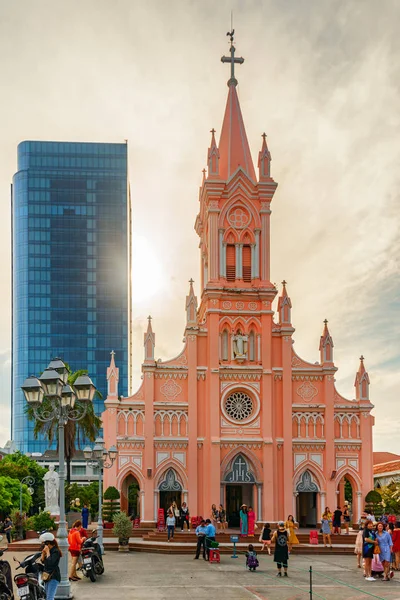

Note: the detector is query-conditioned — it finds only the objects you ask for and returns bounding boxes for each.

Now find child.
[166,511,175,542]
[246,544,259,571]
[354,528,363,568]
[259,522,272,555]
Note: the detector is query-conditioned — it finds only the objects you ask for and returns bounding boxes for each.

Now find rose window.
[224,392,253,421]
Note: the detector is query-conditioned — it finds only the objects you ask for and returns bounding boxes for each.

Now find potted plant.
[112,511,132,552]
[28,511,57,536]
[103,486,120,528]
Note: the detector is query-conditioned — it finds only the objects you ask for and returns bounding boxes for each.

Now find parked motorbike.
[0,537,14,600]
[13,552,45,600]
[81,532,104,582]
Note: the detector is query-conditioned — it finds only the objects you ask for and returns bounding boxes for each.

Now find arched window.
[249,330,255,361]
[221,329,229,361]
[226,245,236,282]
[242,245,252,282]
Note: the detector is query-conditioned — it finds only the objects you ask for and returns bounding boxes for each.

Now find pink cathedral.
[103,39,374,527]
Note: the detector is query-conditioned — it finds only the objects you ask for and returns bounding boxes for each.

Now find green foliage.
[344,479,353,503]
[27,511,56,532]
[65,481,99,513]
[0,452,47,511]
[104,486,120,501]
[25,367,102,483]
[128,483,139,517]
[103,486,120,522]
[365,489,383,517]
[377,483,400,515]
[0,476,32,515]
[11,509,28,540]
[112,511,132,543]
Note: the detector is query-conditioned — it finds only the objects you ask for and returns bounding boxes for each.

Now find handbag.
[42,572,52,582]
[373,545,380,555]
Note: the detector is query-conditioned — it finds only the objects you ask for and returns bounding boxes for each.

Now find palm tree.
[26,367,102,483]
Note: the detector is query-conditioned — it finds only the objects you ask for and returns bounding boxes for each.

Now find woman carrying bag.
[39,532,61,600]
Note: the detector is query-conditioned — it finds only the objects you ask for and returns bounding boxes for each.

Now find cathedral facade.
[102,41,374,527]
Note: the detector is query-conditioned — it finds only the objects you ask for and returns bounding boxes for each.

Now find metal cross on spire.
[221,29,244,87]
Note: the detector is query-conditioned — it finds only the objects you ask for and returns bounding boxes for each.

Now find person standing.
[248,506,256,537]
[205,518,216,561]
[271,522,289,577]
[194,519,207,560]
[180,502,190,532]
[240,505,248,536]
[321,510,332,548]
[392,521,400,570]
[376,521,393,581]
[166,511,175,542]
[3,518,12,544]
[68,520,86,581]
[343,504,350,534]
[81,504,89,530]
[285,515,299,552]
[211,504,218,527]
[39,532,61,600]
[333,506,343,535]
[362,520,377,581]
[218,505,227,531]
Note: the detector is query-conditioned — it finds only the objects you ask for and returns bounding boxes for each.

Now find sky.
[0,0,399,452]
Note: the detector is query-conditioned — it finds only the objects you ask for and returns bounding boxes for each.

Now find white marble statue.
[44,465,60,514]
[233,330,248,358]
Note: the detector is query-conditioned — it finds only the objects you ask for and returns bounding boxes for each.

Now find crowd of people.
[354,513,400,582]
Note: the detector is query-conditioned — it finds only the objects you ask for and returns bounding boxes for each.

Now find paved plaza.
[9,551,400,600]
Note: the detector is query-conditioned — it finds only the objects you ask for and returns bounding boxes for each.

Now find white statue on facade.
[44,465,60,514]
[233,330,248,359]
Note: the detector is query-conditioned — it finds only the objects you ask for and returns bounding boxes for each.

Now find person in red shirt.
[68,520,86,581]
[392,521,400,571]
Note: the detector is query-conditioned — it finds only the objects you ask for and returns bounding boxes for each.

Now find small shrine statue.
[233,330,248,359]
[43,465,60,515]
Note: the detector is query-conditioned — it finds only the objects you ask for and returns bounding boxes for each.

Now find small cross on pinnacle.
[282,280,287,286]
[189,278,194,285]
[360,355,364,361]
[110,350,115,358]
[147,315,152,322]
[210,128,216,135]
[262,132,267,142]
[324,318,328,325]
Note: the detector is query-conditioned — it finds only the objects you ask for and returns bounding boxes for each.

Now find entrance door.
[297,492,317,527]
[226,485,242,527]
[160,491,182,514]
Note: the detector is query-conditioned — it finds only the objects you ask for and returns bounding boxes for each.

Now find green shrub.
[28,511,56,532]
[112,511,132,544]
[103,486,120,522]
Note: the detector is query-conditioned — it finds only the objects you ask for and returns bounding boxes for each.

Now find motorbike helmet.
[39,532,55,543]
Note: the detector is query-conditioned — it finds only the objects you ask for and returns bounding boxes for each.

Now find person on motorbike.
[39,532,61,600]
[68,520,86,581]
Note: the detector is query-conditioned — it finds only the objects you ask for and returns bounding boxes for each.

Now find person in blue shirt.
[194,520,208,559]
[205,519,216,561]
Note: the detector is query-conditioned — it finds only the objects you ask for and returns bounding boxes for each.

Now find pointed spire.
[278,280,292,325]
[319,319,334,363]
[258,132,272,181]
[107,350,119,399]
[355,355,370,401]
[207,128,220,178]
[185,278,198,326]
[218,85,256,182]
[144,315,155,363]
[202,168,206,184]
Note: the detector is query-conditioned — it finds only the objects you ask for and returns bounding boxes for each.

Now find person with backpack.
[245,544,259,571]
[271,521,289,577]
[259,522,272,554]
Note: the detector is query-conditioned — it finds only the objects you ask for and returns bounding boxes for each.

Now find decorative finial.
[210,128,216,135]
[189,278,194,285]
[282,279,287,286]
[110,350,115,357]
[221,30,244,87]
[360,355,364,361]
[147,315,152,322]
[324,318,328,325]
[262,132,267,142]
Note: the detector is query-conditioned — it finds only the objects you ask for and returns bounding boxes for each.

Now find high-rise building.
[12,141,131,452]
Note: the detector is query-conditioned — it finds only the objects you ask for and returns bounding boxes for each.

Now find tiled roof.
[373,460,400,475]
[373,452,400,466]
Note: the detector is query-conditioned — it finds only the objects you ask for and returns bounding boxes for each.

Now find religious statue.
[43,465,60,515]
[233,330,248,359]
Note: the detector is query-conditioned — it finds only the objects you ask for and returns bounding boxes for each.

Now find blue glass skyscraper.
[12,141,131,453]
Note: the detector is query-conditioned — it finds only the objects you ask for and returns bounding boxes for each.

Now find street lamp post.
[21,358,96,600]
[20,476,35,513]
[84,438,118,554]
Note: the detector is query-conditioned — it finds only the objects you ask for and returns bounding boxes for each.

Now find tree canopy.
[0,452,47,510]
[0,476,32,515]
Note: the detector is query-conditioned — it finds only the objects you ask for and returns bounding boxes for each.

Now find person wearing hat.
[271,521,289,577]
[39,532,62,600]
[240,504,248,536]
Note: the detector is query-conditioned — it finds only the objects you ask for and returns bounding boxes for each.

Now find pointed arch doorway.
[223,454,256,527]
[159,468,182,512]
[296,470,319,527]
[121,473,140,518]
